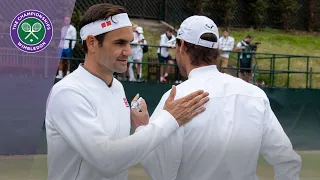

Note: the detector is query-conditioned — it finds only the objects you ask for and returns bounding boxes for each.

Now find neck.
[185,62,210,77]
[83,54,114,87]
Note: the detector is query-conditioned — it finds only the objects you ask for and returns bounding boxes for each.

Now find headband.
[80,13,132,41]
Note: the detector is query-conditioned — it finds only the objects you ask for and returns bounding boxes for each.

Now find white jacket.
[45,64,179,180]
[139,65,302,180]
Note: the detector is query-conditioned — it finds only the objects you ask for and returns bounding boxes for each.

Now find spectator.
[125,24,138,81]
[217,29,234,73]
[174,58,183,84]
[56,16,77,79]
[157,28,175,83]
[128,26,146,82]
[235,35,253,83]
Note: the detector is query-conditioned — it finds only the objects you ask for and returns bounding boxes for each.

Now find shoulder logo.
[123,98,129,108]
[10,10,53,53]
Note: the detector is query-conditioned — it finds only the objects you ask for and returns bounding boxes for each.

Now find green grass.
[1,151,319,180]
[133,27,320,88]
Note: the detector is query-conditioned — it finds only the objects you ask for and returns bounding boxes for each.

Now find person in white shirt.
[45,4,210,180]
[157,28,176,83]
[217,29,234,73]
[56,16,77,79]
[139,15,302,180]
[128,26,146,82]
[125,24,137,80]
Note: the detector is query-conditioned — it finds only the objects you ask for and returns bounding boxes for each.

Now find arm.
[139,93,183,180]
[234,42,244,51]
[141,34,147,45]
[160,34,174,47]
[260,99,302,180]
[71,27,77,49]
[218,38,223,50]
[47,87,179,178]
[131,33,139,44]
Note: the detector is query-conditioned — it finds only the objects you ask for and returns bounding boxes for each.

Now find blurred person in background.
[157,28,176,83]
[217,29,234,73]
[125,24,137,81]
[56,15,77,79]
[235,35,253,83]
[128,26,146,82]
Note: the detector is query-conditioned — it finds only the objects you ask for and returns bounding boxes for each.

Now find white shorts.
[129,49,143,62]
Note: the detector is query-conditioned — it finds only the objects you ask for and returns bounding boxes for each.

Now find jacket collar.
[188,65,219,79]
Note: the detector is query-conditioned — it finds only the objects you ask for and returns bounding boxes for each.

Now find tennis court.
[1,151,319,180]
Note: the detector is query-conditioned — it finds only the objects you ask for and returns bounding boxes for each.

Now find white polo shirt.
[157,33,176,58]
[218,36,235,58]
[59,24,77,49]
[131,32,146,53]
[139,65,302,180]
[45,64,179,180]
[129,32,146,61]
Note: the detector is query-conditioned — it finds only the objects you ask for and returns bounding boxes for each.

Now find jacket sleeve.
[159,34,173,47]
[46,86,179,178]
[138,92,183,180]
[260,98,302,180]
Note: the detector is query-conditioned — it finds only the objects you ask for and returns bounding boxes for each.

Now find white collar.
[77,64,114,88]
[188,65,219,79]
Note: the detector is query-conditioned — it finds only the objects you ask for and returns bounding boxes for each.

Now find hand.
[130,94,149,131]
[163,85,210,126]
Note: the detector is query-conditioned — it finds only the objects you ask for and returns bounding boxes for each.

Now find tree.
[307,0,320,32]
[270,0,301,32]
[205,0,237,28]
[248,0,269,30]
[184,0,207,15]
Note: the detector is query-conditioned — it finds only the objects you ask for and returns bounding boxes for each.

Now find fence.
[225,51,320,89]
[71,0,320,32]
[0,33,319,89]
[52,37,320,89]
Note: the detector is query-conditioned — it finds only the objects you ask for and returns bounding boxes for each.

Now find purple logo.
[10,10,53,53]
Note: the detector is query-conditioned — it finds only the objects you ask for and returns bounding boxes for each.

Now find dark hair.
[79,3,127,53]
[167,27,174,33]
[222,29,228,32]
[176,33,220,66]
[245,35,252,39]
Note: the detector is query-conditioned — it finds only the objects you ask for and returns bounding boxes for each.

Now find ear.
[86,35,97,53]
[180,39,185,54]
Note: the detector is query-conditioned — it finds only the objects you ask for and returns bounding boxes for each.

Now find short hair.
[167,27,174,33]
[222,29,228,32]
[245,35,252,39]
[79,3,127,53]
[176,33,220,66]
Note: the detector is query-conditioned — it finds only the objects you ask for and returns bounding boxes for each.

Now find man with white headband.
[140,15,301,180]
[45,4,210,180]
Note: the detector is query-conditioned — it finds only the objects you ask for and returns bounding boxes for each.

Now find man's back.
[141,65,301,180]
